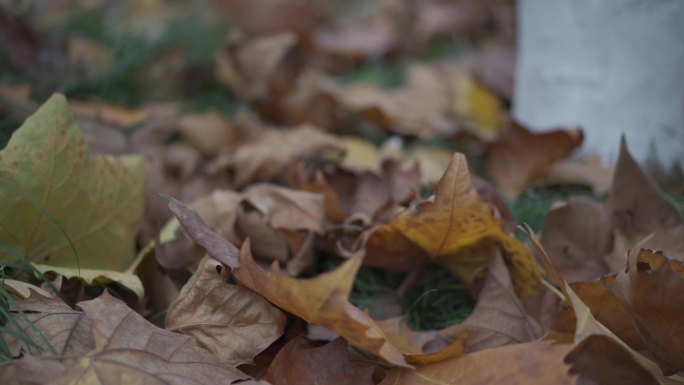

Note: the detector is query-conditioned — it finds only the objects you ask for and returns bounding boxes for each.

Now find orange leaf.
[365,153,542,294]
[233,239,409,368]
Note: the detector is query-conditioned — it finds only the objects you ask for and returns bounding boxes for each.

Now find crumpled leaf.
[177,112,241,157]
[487,121,583,198]
[264,336,375,385]
[525,227,684,384]
[364,153,543,294]
[233,239,408,367]
[166,256,286,366]
[208,124,344,188]
[0,291,248,385]
[614,247,684,375]
[164,186,323,275]
[379,340,576,385]
[241,183,325,233]
[0,94,144,272]
[335,64,457,138]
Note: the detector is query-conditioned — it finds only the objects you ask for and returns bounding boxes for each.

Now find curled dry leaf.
[614,248,684,375]
[166,256,286,366]
[241,183,325,233]
[177,112,242,157]
[163,194,240,269]
[379,340,576,385]
[264,336,375,385]
[487,121,583,198]
[364,153,543,294]
[233,239,408,368]
[208,124,344,188]
[291,159,420,223]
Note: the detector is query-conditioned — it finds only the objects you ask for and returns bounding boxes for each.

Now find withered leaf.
[567,335,658,385]
[1,291,248,385]
[364,153,542,294]
[3,291,93,358]
[166,257,286,366]
[614,248,684,375]
[163,194,240,268]
[264,336,375,385]
[457,253,542,352]
[233,239,408,367]
[540,197,613,282]
[241,183,325,233]
[208,124,344,188]
[379,340,576,385]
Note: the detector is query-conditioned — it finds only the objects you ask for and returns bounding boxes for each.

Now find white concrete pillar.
[514,0,684,169]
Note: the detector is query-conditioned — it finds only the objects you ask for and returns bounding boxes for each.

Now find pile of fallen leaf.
[0,1,683,384]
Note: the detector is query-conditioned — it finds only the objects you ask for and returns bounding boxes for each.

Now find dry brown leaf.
[487,121,583,198]
[208,124,344,188]
[3,291,94,358]
[166,256,286,366]
[264,336,375,385]
[540,197,613,282]
[177,112,241,157]
[233,239,408,367]
[566,334,658,385]
[336,64,457,138]
[292,160,420,223]
[379,340,576,385]
[163,194,240,269]
[215,32,298,100]
[1,291,248,385]
[241,184,325,233]
[457,253,542,352]
[614,248,684,375]
[364,153,543,294]
[606,137,682,240]
[570,278,646,353]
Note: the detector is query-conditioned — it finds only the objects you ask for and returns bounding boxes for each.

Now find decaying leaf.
[166,256,286,366]
[379,340,576,385]
[364,153,543,294]
[208,124,344,188]
[0,94,144,272]
[264,336,375,385]
[0,291,248,385]
[458,253,542,351]
[3,290,94,358]
[540,197,613,282]
[614,248,684,375]
[233,239,408,367]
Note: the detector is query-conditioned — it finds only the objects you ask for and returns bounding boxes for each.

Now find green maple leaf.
[0,94,143,290]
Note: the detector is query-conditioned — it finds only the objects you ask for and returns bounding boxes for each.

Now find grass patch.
[509,185,598,232]
[316,257,475,331]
